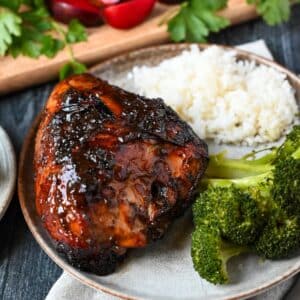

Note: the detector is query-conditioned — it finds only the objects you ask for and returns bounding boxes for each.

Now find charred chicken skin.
[34,74,208,275]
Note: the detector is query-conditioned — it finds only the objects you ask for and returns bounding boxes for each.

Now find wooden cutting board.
[0,0,257,95]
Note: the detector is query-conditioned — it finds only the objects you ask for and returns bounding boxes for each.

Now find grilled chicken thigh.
[34,74,208,275]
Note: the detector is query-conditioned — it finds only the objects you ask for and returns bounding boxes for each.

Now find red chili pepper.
[101,0,157,29]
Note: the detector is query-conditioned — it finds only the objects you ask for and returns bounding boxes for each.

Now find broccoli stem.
[191,225,249,284]
[219,242,248,283]
[221,242,247,263]
[206,152,274,179]
[203,172,272,189]
[242,148,276,160]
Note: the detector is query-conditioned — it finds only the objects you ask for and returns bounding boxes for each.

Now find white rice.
[128,45,298,145]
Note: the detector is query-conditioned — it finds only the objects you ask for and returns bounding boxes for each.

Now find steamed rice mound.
[128,46,298,145]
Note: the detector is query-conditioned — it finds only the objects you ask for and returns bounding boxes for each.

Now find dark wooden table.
[1,7,300,300]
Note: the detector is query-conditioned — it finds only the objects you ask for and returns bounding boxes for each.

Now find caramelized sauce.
[34,74,208,275]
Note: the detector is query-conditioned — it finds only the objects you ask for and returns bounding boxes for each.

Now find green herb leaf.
[59,60,87,80]
[4,5,65,59]
[40,36,64,58]
[167,9,186,42]
[191,0,229,33]
[21,7,53,31]
[66,19,87,44]
[197,10,229,32]
[0,1,88,78]
[247,0,291,25]
[0,7,21,56]
[167,0,229,43]
[191,0,228,11]
[10,23,64,58]
[0,0,22,12]
[184,7,209,42]
[22,0,47,9]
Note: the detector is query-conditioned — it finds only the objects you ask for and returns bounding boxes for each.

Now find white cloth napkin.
[46,40,300,300]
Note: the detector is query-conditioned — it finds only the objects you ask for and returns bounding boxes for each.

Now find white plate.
[0,126,16,220]
[19,44,300,300]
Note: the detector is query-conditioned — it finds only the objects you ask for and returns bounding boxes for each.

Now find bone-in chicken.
[34,74,208,275]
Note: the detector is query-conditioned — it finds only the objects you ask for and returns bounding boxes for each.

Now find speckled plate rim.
[18,43,300,300]
[0,126,16,221]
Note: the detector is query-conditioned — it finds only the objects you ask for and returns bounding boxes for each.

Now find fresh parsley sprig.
[247,0,300,25]
[168,0,229,42]
[167,0,299,43]
[0,0,87,79]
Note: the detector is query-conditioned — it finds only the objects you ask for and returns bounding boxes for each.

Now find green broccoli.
[191,225,246,285]
[193,186,263,245]
[272,156,300,216]
[255,214,300,259]
[205,125,300,180]
[205,149,275,179]
[203,126,300,216]
[275,126,300,162]
[191,126,300,284]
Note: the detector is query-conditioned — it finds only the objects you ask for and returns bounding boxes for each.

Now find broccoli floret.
[191,225,246,285]
[193,186,263,245]
[275,125,300,162]
[192,187,220,227]
[272,157,300,216]
[255,215,300,259]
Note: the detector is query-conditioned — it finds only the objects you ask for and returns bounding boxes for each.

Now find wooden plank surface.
[0,0,258,95]
[0,7,300,299]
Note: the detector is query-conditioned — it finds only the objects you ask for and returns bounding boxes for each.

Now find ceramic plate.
[0,126,16,220]
[19,44,300,300]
